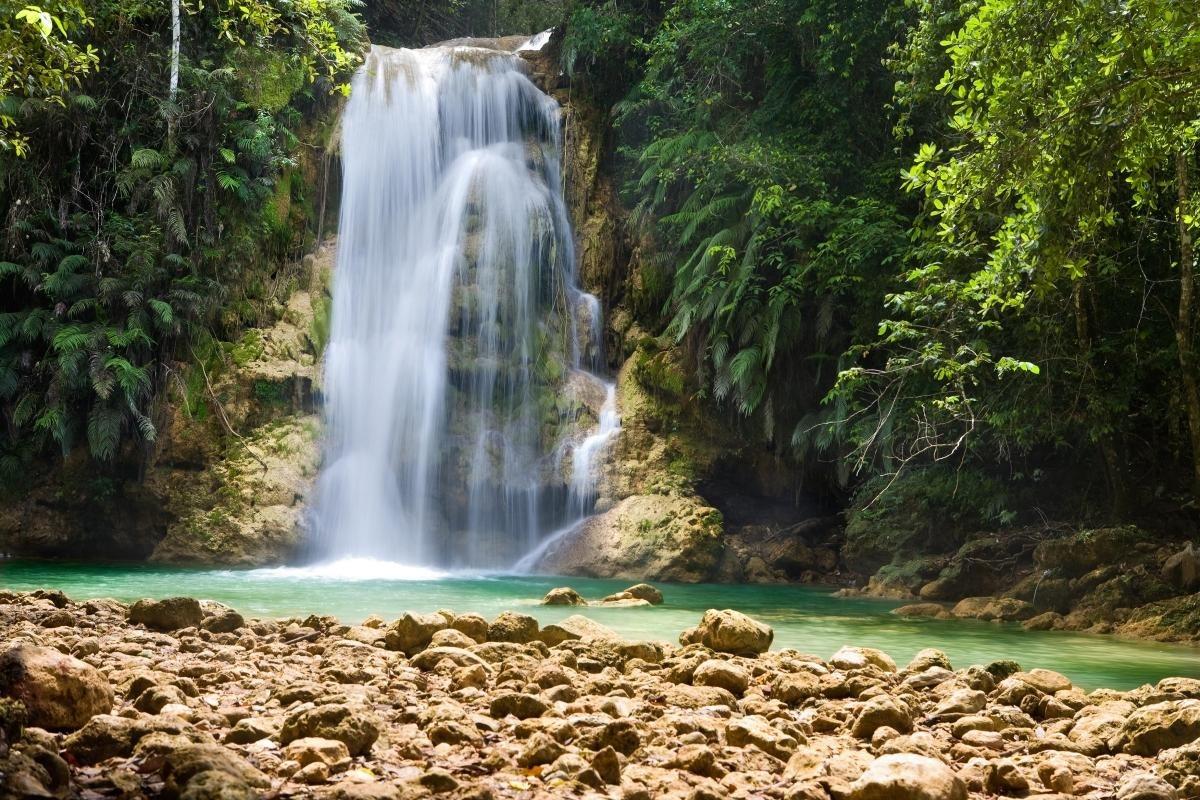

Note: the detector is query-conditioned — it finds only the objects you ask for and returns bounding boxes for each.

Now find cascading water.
[310,37,618,571]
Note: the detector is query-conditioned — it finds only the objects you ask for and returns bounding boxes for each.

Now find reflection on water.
[2,558,1196,691]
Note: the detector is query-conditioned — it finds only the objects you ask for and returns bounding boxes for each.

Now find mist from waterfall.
[309,40,617,571]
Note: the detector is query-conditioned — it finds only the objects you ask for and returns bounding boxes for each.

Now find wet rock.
[601,583,664,605]
[951,596,1035,622]
[487,611,539,643]
[128,597,204,631]
[542,587,587,606]
[1022,611,1064,631]
[893,603,948,619]
[682,609,773,656]
[846,754,967,800]
[0,643,112,730]
[279,703,380,756]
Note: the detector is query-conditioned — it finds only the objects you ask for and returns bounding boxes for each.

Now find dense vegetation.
[0,1,363,480]
[562,0,1200,524]
[3,0,1197,531]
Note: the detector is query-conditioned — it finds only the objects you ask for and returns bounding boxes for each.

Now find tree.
[842,0,1200,501]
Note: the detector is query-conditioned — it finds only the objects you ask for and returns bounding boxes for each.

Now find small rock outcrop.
[680,608,773,655]
[541,587,587,606]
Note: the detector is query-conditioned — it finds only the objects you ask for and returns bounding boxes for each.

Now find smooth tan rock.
[0,643,113,730]
[846,754,967,800]
[685,609,773,656]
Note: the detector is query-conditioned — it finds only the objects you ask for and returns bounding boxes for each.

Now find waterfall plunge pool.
[2,558,1197,691]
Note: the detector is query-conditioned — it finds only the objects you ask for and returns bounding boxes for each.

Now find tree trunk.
[169,0,180,103]
[1176,150,1200,499]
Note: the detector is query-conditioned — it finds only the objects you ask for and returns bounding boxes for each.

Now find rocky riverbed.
[2,589,1200,799]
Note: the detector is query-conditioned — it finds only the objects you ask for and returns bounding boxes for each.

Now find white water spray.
[310,41,618,570]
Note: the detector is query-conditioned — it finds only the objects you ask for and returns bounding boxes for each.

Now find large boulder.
[680,609,773,656]
[0,643,112,730]
[532,494,724,583]
[128,597,203,631]
[846,754,967,800]
[537,615,620,646]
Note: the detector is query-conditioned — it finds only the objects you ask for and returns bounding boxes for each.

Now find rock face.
[0,643,112,730]
[680,609,774,655]
[536,493,724,582]
[147,238,334,567]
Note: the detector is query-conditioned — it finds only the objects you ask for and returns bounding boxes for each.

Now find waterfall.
[309,39,618,571]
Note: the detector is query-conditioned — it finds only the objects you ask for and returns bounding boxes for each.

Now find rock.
[410,646,489,672]
[931,689,985,719]
[692,659,750,695]
[1013,668,1071,694]
[1119,701,1200,755]
[297,761,331,785]
[63,714,136,763]
[893,603,947,618]
[487,611,539,643]
[0,643,112,730]
[537,614,620,646]
[279,704,380,757]
[773,672,822,704]
[591,746,621,784]
[1022,611,1064,631]
[419,768,459,793]
[602,583,664,605]
[542,587,587,606]
[906,648,952,672]
[684,609,773,656]
[950,596,1034,622]
[200,609,245,633]
[846,754,967,800]
[450,613,489,643]
[852,696,913,738]
[284,737,350,768]
[984,759,1029,794]
[427,628,476,649]
[726,715,799,758]
[831,646,897,673]
[664,684,738,709]
[224,717,277,744]
[489,693,547,720]
[517,732,567,767]
[1162,543,1200,592]
[128,597,204,631]
[1117,771,1179,800]
[383,612,448,654]
[532,493,724,583]
[152,741,270,796]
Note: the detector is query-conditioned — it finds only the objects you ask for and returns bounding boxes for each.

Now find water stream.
[311,38,617,569]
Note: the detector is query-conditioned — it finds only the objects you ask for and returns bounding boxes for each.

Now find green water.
[2,558,1196,691]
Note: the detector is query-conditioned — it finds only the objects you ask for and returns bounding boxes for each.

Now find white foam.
[242,558,448,582]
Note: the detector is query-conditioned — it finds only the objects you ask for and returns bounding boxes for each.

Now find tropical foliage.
[0,0,363,479]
